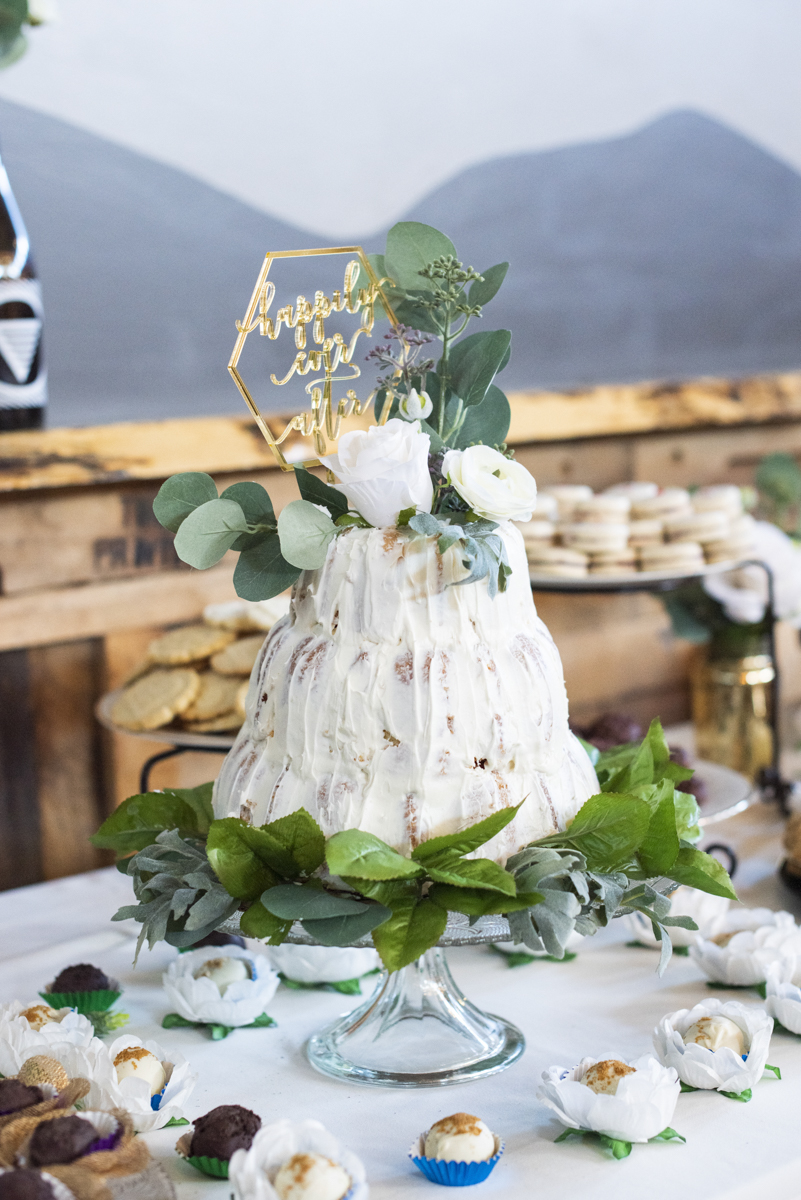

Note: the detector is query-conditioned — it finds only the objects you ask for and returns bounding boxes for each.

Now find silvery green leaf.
[170,888,200,920]
[529,890,582,957]
[277,500,337,569]
[184,889,239,931]
[174,498,250,569]
[153,471,218,532]
[409,512,446,538]
[506,910,546,954]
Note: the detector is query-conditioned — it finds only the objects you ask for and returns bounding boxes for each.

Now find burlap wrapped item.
[0,1110,149,1180]
[0,1078,90,1133]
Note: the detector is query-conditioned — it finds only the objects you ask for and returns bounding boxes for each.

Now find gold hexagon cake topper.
[228,246,399,470]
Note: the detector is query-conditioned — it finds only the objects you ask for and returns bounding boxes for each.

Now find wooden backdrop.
[3,372,801,889]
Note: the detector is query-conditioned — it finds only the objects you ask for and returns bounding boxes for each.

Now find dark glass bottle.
[0,151,45,431]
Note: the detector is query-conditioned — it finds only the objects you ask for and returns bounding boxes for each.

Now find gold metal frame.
[228,246,398,470]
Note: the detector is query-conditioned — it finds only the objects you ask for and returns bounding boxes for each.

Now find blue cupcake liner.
[409,1136,504,1186]
[150,1085,167,1112]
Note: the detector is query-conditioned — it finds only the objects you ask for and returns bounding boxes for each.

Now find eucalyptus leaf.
[325,830,425,881]
[153,472,218,533]
[233,533,301,601]
[384,221,456,292]
[468,262,509,307]
[302,904,393,946]
[278,500,337,569]
[174,498,250,569]
[261,884,368,921]
[293,466,348,518]
[448,330,512,407]
[454,385,511,449]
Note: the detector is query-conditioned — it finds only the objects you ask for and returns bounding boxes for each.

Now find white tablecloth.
[2,802,801,1200]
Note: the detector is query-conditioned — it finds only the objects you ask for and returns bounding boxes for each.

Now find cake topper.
[228,247,399,470]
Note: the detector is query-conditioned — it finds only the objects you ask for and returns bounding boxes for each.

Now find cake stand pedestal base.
[306,947,525,1088]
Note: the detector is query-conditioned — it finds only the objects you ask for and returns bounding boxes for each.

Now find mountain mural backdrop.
[3,101,801,427]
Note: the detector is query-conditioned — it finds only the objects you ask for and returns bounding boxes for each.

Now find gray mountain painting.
[2,99,800,427]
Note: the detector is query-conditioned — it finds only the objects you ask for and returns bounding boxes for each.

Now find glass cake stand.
[221,912,525,1088]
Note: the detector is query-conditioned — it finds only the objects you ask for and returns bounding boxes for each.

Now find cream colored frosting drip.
[213,524,598,860]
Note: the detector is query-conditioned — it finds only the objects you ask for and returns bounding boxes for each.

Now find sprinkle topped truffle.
[193,957,252,996]
[49,964,114,994]
[18,1006,59,1032]
[273,1152,351,1200]
[190,1105,262,1161]
[113,1047,166,1096]
[0,1080,44,1116]
[583,1059,636,1096]
[423,1113,496,1163]
[28,1116,97,1167]
[683,1015,746,1055]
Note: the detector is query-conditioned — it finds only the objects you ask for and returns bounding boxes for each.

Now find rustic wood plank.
[1,372,801,493]
[0,648,41,890]
[27,640,108,879]
[0,566,237,651]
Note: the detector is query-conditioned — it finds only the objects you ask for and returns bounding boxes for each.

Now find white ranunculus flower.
[653,999,772,1093]
[319,418,433,528]
[538,1055,679,1143]
[162,945,279,1028]
[623,886,731,949]
[266,944,380,985]
[765,963,801,1033]
[102,1034,196,1132]
[399,387,433,422]
[230,1119,367,1200]
[442,445,537,522]
[689,908,801,985]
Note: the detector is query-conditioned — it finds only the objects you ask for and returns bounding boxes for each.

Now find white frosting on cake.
[213,524,597,860]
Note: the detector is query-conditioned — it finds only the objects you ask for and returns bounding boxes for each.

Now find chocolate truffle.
[0,1170,57,1199]
[0,1080,44,1115]
[28,1116,97,1167]
[190,1105,261,1160]
[190,931,246,951]
[49,964,114,993]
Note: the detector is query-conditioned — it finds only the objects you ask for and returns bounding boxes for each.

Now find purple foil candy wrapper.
[86,1122,122,1155]
[410,1137,504,1187]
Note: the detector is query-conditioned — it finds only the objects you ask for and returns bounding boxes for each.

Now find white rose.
[319,418,433,528]
[398,387,433,421]
[162,945,279,1028]
[765,963,801,1033]
[442,445,537,522]
[689,908,801,986]
[653,999,773,1093]
[538,1054,679,1144]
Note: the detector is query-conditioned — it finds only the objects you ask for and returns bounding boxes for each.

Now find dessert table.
[2,801,800,1200]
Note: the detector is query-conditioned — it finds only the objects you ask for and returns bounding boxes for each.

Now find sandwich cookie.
[632,487,692,520]
[663,510,730,545]
[528,545,589,579]
[639,541,705,575]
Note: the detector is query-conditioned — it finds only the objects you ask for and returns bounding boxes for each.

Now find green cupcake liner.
[185,1155,229,1179]
[40,989,121,1014]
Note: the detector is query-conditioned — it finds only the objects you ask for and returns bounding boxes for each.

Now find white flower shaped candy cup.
[266,945,379,986]
[653,999,772,1093]
[0,1002,95,1047]
[163,945,279,1028]
[538,1055,680,1143]
[229,1118,367,1200]
[0,1021,105,1096]
[689,908,801,986]
[765,964,801,1034]
[102,1035,196,1132]
[624,886,730,949]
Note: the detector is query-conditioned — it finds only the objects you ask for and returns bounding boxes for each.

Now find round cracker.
[111,669,200,731]
[183,711,243,733]
[182,672,243,722]
[147,624,236,665]
[210,634,264,676]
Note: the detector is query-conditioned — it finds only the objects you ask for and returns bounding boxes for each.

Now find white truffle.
[19,1004,60,1031]
[683,1015,746,1055]
[583,1059,636,1096]
[193,956,251,996]
[113,1047,167,1096]
[423,1113,496,1163]
[273,1152,351,1200]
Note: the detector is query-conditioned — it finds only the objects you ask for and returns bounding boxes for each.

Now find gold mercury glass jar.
[690,647,775,781]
